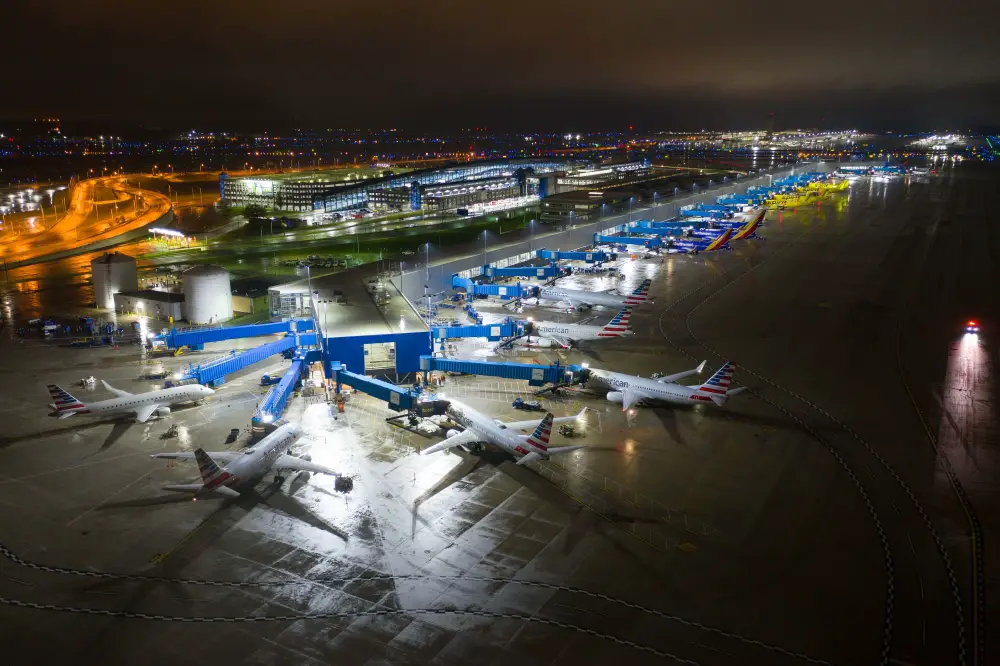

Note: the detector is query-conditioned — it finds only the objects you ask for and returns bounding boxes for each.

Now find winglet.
[575,407,587,420]
[101,379,132,398]
[696,360,707,374]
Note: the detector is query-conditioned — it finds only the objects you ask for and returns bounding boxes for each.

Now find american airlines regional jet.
[47,380,214,422]
[152,421,338,498]
[522,306,634,348]
[534,279,651,310]
[421,399,587,465]
[587,360,747,410]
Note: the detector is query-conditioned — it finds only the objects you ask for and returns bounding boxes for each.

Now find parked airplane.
[665,228,733,255]
[534,279,651,310]
[587,360,747,410]
[688,209,766,236]
[522,306,634,348]
[421,399,586,465]
[47,380,214,422]
[151,421,338,498]
[730,209,765,240]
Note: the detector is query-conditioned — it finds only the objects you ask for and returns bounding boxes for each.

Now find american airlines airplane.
[586,360,747,410]
[47,380,214,422]
[522,306,633,348]
[534,279,651,310]
[151,421,338,499]
[421,399,586,465]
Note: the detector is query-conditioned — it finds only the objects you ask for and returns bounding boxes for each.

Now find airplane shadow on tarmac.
[408,447,669,574]
[0,417,122,451]
[497,459,669,574]
[648,398,825,435]
[410,449,496,538]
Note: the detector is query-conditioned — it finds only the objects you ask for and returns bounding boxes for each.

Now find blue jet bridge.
[482,263,567,279]
[252,354,309,427]
[419,356,588,387]
[329,361,418,412]
[451,275,531,300]
[432,318,524,341]
[176,332,319,386]
[534,248,616,264]
[157,319,314,350]
[593,234,662,249]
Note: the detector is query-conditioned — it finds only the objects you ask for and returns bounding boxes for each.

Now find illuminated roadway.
[0,176,171,266]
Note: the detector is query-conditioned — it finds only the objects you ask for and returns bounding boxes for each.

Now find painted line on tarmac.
[0,539,831,665]
[679,231,967,666]
[656,230,897,666]
[0,595,699,664]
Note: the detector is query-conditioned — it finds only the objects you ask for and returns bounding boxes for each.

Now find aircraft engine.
[606,391,624,404]
[155,406,172,416]
[446,429,461,439]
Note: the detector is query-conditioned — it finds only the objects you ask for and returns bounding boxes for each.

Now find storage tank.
[183,265,233,324]
[91,252,138,309]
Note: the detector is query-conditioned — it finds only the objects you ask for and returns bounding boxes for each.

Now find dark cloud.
[2,0,998,129]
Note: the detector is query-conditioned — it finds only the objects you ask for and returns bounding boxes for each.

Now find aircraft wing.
[515,451,544,466]
[134,403,159,423]
[540,333,572,348]
[658,360,707,384]
[152,451,240,464]
[621,388,657,411]
[504,408,586,431]
[101,379,132,398]
[421,429,479,455]
[273,454,338,476]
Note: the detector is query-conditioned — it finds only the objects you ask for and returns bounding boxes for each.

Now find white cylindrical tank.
[91,252,138,309]
[183,265,233,324]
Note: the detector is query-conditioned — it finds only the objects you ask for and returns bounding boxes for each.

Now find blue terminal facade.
[314,158,568,212]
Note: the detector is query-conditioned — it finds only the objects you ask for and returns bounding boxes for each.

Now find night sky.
[3,1,999,130]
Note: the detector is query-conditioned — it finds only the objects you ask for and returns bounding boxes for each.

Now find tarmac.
[0,168,992,666]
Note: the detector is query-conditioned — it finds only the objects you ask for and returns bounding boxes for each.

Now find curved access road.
[0,176,172,267]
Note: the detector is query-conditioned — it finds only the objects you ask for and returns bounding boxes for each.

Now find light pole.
[305,264,313,318]
[600,204,606,234]
[627,197,634,225]
[482,230,488,267]
[529,219,535,252]
[424,242,430,280]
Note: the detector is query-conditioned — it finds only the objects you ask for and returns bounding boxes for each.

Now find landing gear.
[273,475,286,486]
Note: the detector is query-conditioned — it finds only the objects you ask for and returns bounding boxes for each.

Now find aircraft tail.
[47,384,85,414]
[623,279,652,305]
[690,361,736,406]
[732,210,765,240]
[598,307,632,337]
[194,448,232,490]
[705,228,733,251]
[525,413,553,452]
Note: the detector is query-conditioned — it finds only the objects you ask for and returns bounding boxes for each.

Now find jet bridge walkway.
[252,355,308,427]
[156,318,314,350]
[418,356,589,387]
